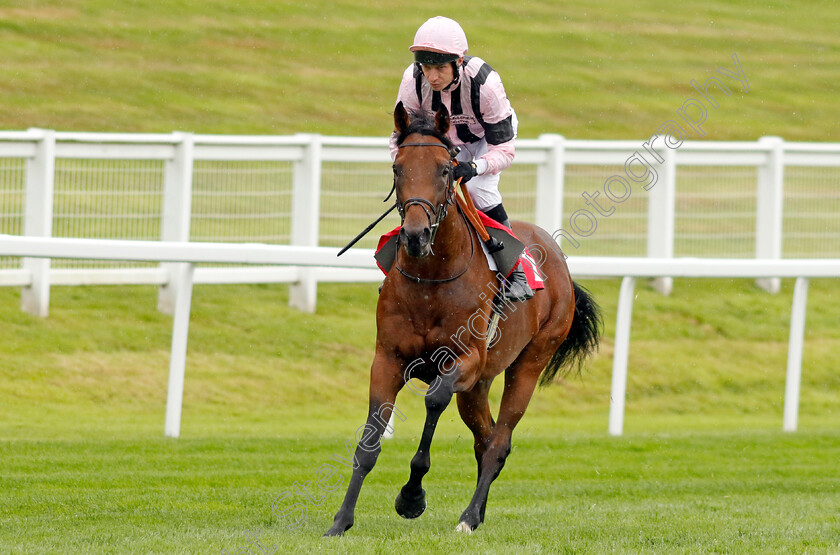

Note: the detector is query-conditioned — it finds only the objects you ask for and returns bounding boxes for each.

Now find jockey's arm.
[476,137,514,176]
[475,70,516,175]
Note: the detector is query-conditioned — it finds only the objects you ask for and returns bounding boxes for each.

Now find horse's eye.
[441,166,450,178]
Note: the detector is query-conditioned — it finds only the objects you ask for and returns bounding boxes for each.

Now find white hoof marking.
[455,522,473,534]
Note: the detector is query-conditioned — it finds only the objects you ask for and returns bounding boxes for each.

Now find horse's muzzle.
[399,224,432,258]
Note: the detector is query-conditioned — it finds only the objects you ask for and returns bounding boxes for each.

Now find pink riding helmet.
[410,16,468,64]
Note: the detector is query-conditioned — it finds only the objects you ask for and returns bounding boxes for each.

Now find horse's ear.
[394,101,410,134]
[434,104,450,135]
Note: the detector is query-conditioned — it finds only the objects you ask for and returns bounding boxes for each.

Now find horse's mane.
[395,109,455,149]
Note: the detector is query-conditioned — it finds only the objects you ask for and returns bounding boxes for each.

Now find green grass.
[1,279,839,552]
[0,0,837,140]
[2,432,840,554]
[2,278,839,440]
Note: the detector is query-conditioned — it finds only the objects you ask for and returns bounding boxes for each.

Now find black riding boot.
[482,203,535,303]
[503,262,535,302]
[497,218,534,302]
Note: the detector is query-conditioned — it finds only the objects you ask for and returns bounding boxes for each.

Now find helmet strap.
[442,61,461,91]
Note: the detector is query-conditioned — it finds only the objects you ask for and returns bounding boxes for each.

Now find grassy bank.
[1,278,838,442]
[1,0,837,140]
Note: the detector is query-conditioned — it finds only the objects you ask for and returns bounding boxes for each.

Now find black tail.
[540,282,602,386]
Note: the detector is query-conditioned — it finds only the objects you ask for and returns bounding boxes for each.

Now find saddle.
[373,201,545,292]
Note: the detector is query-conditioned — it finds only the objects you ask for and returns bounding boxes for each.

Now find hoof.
[457,509,481,533]
[455,521,473,534]
[323,520,351,537]
[394,486,426,519]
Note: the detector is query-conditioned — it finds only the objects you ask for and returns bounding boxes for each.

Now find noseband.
[394,142,458,247]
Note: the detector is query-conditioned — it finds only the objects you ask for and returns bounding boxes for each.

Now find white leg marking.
[382,411,396,440]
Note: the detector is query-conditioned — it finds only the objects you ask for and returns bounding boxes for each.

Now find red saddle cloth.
[374,211,545,291]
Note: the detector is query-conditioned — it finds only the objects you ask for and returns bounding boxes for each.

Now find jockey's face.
[420,59,461,91]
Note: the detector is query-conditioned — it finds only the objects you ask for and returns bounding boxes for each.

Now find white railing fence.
[1,234,836,437]
[1,130,839,315]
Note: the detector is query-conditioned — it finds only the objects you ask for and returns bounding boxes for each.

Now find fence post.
[289,134,322,313]
[783,277,809,432]
[21,128,55,317]
[535,134,565,237]
[647,142,675,295]
[164,262,196,438]
[609,276,636,436]
[158,132,195,314]
[756,136,784,294]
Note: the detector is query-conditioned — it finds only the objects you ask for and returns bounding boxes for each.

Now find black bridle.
[392,141,474,284]
[394,142,459,247]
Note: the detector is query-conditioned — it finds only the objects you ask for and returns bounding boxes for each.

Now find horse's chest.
[383,313,458,360]
[421,324,451,351]
[408,317,449,350]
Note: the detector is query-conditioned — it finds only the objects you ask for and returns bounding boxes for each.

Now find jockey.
[389,16,534,302]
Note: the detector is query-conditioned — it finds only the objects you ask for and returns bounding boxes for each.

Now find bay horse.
[324,102,601,536]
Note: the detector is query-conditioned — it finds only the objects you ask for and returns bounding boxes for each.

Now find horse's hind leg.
[455,380,495,505]
[456,364,543,533]
[394,368,460,519]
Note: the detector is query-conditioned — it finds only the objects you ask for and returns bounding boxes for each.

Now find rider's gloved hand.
[453,160,478,183]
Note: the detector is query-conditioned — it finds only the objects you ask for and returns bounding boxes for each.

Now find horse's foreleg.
[456,368,541,533]
[394,367,460,519]
[324,359,403,537]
